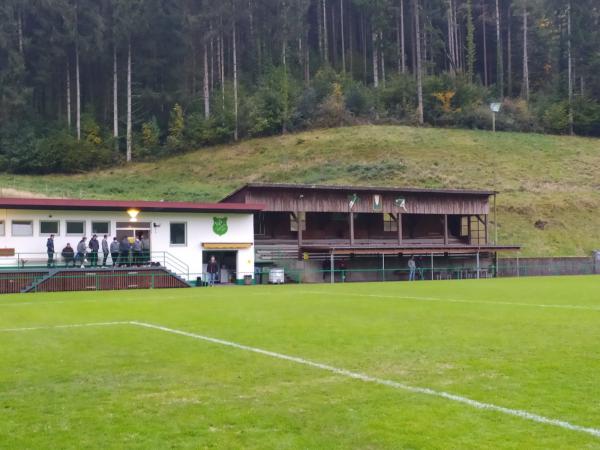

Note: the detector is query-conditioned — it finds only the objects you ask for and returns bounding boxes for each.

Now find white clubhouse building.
[0,197,263,282]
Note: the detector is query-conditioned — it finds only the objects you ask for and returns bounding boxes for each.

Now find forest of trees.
[1,0,599,173]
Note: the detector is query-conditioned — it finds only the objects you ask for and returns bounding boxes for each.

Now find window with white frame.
[92,221,110,235]
[40,220,59,235]
[170,222,187,246]
[66,221,85,235]
[383,213,398,232]
[12,220,33,236]
[290,212,306,232]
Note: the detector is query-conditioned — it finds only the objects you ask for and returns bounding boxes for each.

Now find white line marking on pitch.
[0,322,130,332]
[130,321,600,439]
[3,320,600,439]
[299,290,600,311]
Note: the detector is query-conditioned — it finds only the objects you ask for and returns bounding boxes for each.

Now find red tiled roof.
[0,197,264,213]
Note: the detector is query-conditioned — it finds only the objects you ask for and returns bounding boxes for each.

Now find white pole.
[492,111,496,132]
[382,253,385,281]
[330,253,335,284]
[517,254,520,278]
[476,251,480,279]
[431,253,434,281]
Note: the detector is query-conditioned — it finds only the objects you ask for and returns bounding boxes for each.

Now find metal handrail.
[0,251,189,278]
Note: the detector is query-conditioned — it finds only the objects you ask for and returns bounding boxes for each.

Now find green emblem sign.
[212,217,228,236]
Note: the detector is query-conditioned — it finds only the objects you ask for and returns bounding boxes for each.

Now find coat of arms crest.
[212,217,228,236]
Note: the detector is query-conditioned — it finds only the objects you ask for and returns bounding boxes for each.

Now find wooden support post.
[397,213,403,245]
[443,214,448,246]
[297,212,303,246]
[467,215,472,245]
[349,212,355,246]
[494,193,498,245]
[484,214,489,244]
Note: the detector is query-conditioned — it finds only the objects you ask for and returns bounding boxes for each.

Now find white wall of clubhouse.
[0,209,255,280]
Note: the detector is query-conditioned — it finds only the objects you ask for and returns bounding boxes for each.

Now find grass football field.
[1,276,599,449]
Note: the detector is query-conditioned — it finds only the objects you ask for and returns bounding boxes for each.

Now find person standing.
[76,237,87,268]
[110,237,120,267]
[141,234,151,265]
[119,236,131,267]
[408,256,416,281]
[61,243,75,268]
[206,255,219,287]
[46,234,55,268]
[88,235,99,267]
[101,235,109,267]
[132,236,142,266]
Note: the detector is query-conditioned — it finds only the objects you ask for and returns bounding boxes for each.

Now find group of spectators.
[46,234,151,268]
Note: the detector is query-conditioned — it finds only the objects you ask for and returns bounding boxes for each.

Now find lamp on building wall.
[127,208,140,222]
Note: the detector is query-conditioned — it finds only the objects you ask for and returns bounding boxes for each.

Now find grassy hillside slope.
[1,125,599,256]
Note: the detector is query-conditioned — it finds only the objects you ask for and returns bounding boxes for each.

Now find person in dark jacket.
[119,236,131,267]
[101,235,109,267]
[88,235,99,267]
[76,237,87,268]
[109,237,120,267]
[206,256,219,286]
[61,243,75,268]
[46,234,55,268]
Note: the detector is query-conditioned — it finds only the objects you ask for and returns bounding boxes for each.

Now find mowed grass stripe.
[298,289,600,311]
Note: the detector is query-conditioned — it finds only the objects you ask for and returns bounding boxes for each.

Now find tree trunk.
[567,1,573,135]
[380,31,386,87]
[75,43,81,141]
[482,1,488,86]
[349,9,354,74]
[232,21,239,141]
[400,0,406,73]
[362,13,367,82]
[323,0,329,63]
[66,60,71,129]
[447,0,456,75]
[220,31,225,110]
[507,4,512,96]
[126,38,132,162]
[210,24,214,91]
[304,30,310,84]
[466,0,475,81]
[204,42,210,120]
[453,0,460,71]
[331,3,337,67]
[17,9,24,55]
[522,2,529,101]
[113,45,118,150]
[318,0,323,59]
[340,0,345,72]
[495,0,503,96]
[414,0,424,125]
[372,31,379,87]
